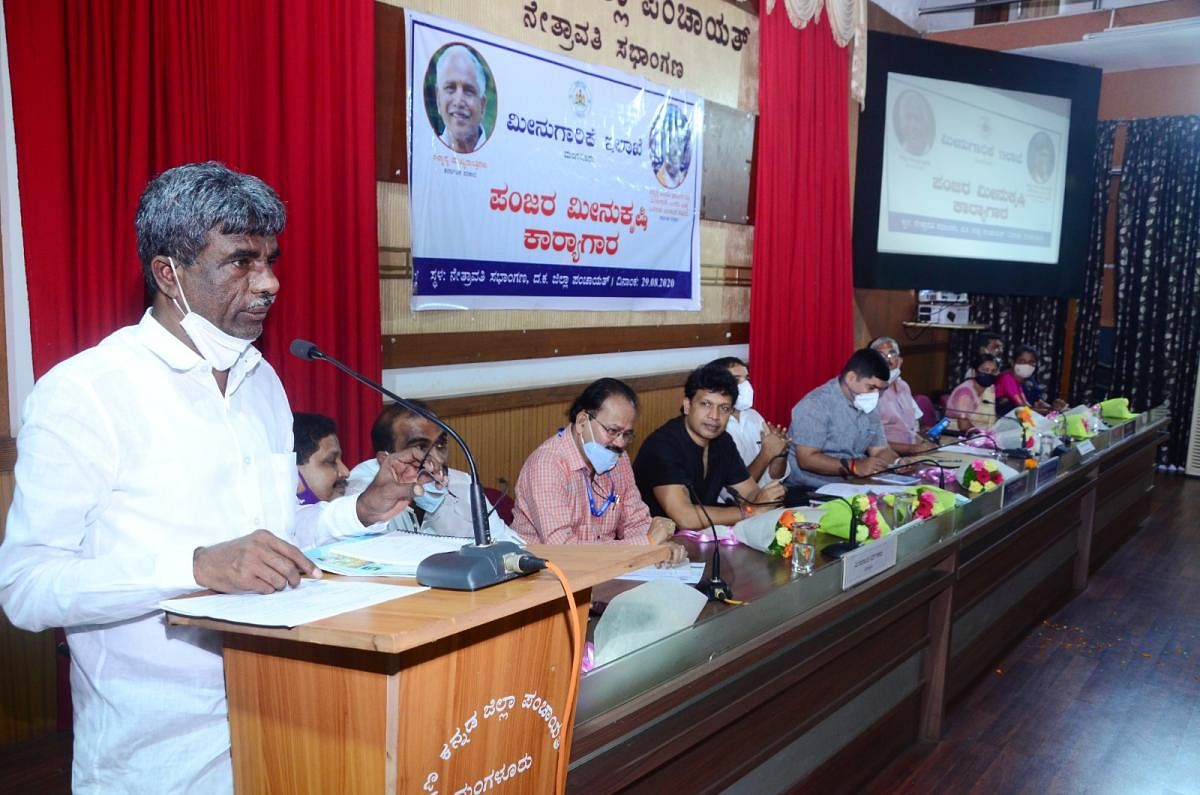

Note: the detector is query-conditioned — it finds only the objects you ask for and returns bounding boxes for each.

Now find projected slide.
[877,73,1071,264]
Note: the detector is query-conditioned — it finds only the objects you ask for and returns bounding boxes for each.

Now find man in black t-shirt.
[633,364,785,529]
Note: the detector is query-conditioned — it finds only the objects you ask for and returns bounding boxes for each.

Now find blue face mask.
[413,480,448,513]
[582,417,620,474]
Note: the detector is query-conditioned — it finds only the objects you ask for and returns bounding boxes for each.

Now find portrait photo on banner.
[405,10,704,312]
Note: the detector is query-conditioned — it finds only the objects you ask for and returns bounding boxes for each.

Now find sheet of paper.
[306,543,418,578]
[936,444,994,456]
[326,531,466,570]
[160,579,426,628]
[815,483,915,498]
[871,473,921,486]
[615,562,706,584]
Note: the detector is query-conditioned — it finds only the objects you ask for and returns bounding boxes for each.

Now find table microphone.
[290,339,545,590]
[685,484,733,602]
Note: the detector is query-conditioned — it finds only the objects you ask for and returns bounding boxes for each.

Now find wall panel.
[0,470,58,746]
[434,381,687,490]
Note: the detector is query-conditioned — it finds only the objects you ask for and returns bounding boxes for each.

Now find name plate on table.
[1076,439,1096,457]
[1035,456,1060,490]
[841,533,898,591]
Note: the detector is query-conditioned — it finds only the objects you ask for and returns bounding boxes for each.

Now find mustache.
[249,295,276,310]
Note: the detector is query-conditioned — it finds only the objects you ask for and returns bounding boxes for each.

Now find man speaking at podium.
[0,162,422,794]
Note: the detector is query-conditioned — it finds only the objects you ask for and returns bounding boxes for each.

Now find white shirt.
[722,409,791,502]
[439,124,487,153]
[0,311,368,794]
[347,460,522,545]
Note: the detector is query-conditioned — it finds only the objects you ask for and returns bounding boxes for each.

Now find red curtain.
[749,7,853,425]
[4,0,380,464]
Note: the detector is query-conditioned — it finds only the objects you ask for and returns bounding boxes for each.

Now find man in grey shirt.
[784,348,899,490]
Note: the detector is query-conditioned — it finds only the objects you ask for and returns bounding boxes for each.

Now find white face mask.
[169,258,254,371]
[853,390,880,414]
[888,368,901,383]
[734,380,754,412]
[1014,363,1036,379]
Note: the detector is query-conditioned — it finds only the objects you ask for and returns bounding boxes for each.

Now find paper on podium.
[615,562,706,584]
[160,579,426,628]
[324,531,466,574]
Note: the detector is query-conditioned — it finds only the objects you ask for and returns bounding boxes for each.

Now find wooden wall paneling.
[0,471,59,746]
[434,383,684,492]
[375,2,407,183]
[0,619,57,746]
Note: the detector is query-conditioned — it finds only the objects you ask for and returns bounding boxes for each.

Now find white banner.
[407,10,703,311]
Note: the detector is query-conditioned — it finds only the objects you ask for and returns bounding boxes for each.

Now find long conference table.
[570,408,1167,793]
[169,408,1165,793]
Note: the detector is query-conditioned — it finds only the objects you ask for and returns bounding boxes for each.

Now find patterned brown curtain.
[946,296,1068,393]
[1068,121,1119,403]
[1112,116,1200,467]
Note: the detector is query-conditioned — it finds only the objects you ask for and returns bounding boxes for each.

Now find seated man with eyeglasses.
[511,379,686,563]
[869,336,937,456]
[633,364,785,529]
[347,402,523,543]
[784,348,900,492]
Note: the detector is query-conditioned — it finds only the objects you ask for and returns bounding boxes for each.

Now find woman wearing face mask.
[946,354,1001,432]
[997,345,1067,414]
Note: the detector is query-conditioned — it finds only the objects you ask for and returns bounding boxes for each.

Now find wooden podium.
[168,544,667,794]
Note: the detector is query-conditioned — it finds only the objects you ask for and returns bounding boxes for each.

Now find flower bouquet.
[1060,404,1109,439]
[765,510,819,559]
[958,458,1004,495]
[882,485,959,523]
[818,494,891,543]
[732,506,820,553]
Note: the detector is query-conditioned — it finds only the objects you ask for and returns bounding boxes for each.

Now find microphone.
[290,339,545,590]
[685,484,733,602]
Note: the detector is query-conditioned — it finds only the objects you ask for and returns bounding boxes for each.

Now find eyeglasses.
[588,413,636,444]
[879,351,900,361]
[694,399,734,416]
[410,433,450,487]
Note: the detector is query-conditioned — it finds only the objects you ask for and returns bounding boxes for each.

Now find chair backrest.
[914,393,938,431]
[483,486,515,525]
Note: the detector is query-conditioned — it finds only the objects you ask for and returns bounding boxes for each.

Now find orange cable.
[544,560,581,795]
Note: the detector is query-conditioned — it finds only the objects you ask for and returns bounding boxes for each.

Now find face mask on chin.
[888,368,901,384]
[296,471,321,505]
[581,417,620,474]
[169,257,255,371]
[734,380,754,412]
[413,479,448,513]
